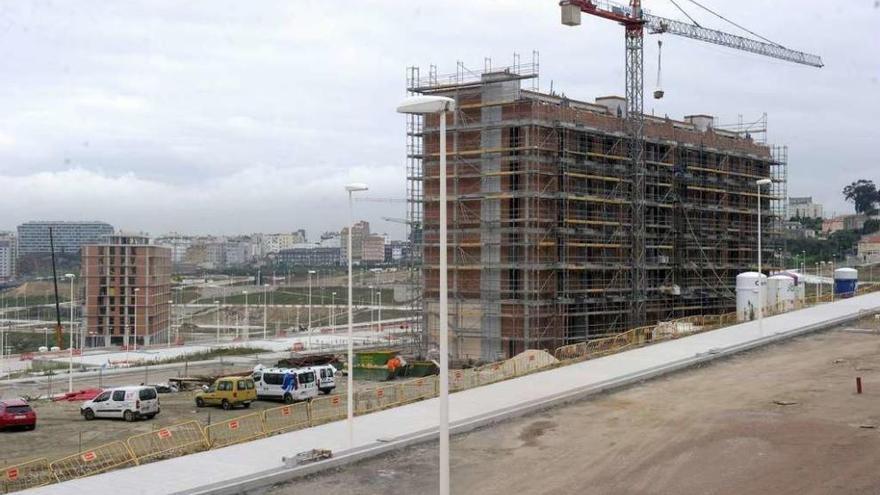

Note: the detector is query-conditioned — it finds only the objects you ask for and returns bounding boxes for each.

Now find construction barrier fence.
[204,413,266,449]
[49,442,136,483]
[399,377,438,403]
[354,383,403,415]
[126,421,209,464]
[309,394,348,426]
[1,458,52,493]
[263,402,310,435]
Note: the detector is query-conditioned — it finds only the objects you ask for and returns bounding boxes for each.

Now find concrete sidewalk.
[24,292,880,495]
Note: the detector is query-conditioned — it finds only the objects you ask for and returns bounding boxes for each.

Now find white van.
[80,386,160,422]
[311,364,337,395]
[252,366,318,403]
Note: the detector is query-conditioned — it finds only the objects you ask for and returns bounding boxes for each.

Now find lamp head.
[345,183,369,193]
[396,95,456,114]
[756,178,772,186]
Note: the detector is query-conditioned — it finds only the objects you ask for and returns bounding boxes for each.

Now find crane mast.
[559,0,822,329]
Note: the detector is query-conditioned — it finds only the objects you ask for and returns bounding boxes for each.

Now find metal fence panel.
[399,377,437,403]
[126,421,208,464]
[204,413,265,449]
[1,458,52,493]
[355,383,401,415]
[49,442,136,483]
[263,402,310,435]
[309,395,347,426]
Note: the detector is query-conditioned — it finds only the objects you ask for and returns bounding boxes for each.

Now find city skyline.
[0,1,873,235]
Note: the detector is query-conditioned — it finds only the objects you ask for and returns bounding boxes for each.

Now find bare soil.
[270,327,880,495]
[0,374,362,469]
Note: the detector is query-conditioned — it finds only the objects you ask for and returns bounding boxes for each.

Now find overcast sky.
[0,0,876,240]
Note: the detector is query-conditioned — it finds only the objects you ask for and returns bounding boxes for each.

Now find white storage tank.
[833,268,858,298]
[768,274,796,314]
[736,272,766,322]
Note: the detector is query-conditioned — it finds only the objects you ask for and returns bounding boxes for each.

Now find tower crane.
[558,0,822,327]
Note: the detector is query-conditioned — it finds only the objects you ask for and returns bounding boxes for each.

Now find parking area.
[0,377,365,469]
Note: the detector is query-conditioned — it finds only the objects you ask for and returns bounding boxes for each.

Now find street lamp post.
[307,270,316,349]
[214,300,221,343]
[331,292,336,328]
[756,179,771,327]
[376,290,382,333]
[368,285,374,332]
[345,183,369,448]
[167,300,174,347]
[398,94,456,495]
[64,273,76,393]
[830,259,835,302]
[263,283,270,340]
[243,290,249,340]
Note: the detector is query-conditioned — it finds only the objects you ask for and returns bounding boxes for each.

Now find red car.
[0,399,37,431]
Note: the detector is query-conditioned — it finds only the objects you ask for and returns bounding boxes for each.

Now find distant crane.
[558,0,822,327]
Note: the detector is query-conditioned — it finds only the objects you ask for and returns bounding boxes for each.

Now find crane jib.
[643,14,822,67]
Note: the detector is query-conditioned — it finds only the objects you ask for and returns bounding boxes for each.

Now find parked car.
[311,364,337,395]
[80,386,160,422]
[252,366,318,403]
[195,377,256,410]
[0,399,37,431]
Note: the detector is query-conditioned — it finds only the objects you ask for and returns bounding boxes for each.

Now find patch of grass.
[205,287,395,306]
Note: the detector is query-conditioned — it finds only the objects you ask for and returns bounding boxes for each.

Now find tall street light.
[376,290,382,334]
[346,182,369,448]
[167,300,174,347]
[368,285,374,331]
[756,178,771,327]
[308,270,316,349]
[243,290,249,340]
[263,283,270,340]
[214,300,221,343]
[331,292,336,328]
[64,273,76,393]
[398,94,455,495]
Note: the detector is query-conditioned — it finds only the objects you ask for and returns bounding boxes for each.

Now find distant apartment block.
[822,214,867,234]
[789,197,824,219]
[17,221,114,255]
[277,247,341,267]
[81,234,171,347]
[362,235,386,263]
[262,231,307,254]
[341,221,371,262]
[385,240,412,263]
[153,234,192,264]
[858,234,880,261]
[0,233,16,281]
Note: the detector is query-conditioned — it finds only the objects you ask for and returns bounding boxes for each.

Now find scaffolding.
[407,59,784,360]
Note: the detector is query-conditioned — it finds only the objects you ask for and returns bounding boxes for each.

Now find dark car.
[0,399,37,431]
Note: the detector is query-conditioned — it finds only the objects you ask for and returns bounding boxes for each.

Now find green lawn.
[206,287,396,306]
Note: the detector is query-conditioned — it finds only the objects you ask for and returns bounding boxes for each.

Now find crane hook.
[654,39,665,99]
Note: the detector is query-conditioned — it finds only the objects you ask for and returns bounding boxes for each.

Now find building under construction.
[406,59,786,361]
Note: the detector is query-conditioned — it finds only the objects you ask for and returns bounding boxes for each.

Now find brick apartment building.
[81,234,172,347]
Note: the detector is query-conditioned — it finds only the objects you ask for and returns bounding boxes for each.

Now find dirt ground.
[0,374,363,468]
[270,327,880,495]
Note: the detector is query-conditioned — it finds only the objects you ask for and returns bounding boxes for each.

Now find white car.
[252,365,318,403]
[311,364,337,395]
[80,386,160,422]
